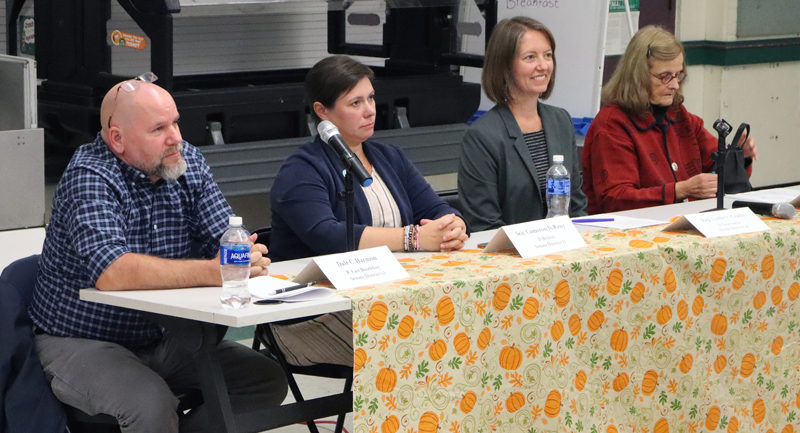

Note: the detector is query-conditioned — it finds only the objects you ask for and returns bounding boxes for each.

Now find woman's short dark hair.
[305,55,375,123]
[482,16,557,104]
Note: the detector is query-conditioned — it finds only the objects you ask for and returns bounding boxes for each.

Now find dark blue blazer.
[270,137,463,261]
[0,255,66,433]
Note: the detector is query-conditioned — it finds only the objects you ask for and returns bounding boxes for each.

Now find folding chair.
[251,226,353,433]
[252,323,352,433]
[1,254,202,433]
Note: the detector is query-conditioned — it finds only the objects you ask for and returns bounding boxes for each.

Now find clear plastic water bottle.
[545,154,571,218]
[219,216,251,309]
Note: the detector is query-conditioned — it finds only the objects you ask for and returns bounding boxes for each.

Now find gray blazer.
[457,103,587,231]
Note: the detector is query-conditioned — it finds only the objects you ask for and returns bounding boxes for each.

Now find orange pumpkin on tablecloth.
[544,390,561,418]
[740,353,756,378]
[657,305,672,325]
[568,314,581,336]
[368,301,388,331]
[753,291,767,309]
[492,283,511,311]
[679,353,693,374]
[710,257,726,283]
[459,390,476,413]
[789,282,800,301]
[429,339,447,361]
[664,267,676,292]
[753,398,766,423]
[710,313,728,335]
[714,355,727,374]
[588,310,605,331]
[574,370,587,391]
[630,282,645,303]
[551,320,564,341]
[771,335,783,355]
[732,270,746,290]
[436,296,454,325]
[676,299,688,321]
[418,411,439,433]
[397,315,414,339]
[354,348,367,372]
[381,415,400,433]
[505,392,525,413]
[610,328,628,352]
[522,296,539,319]
[761,254,775,280]
[554,279,570,307]
[477,327,492,350]
[612,372,629,392]
[727,416,739,433]
[453,332,470,356]
[771,285,783,306]
[705,405,721,430]
[653,417,669,433]
[376,367,397,393]
[642,369,658,395]
[607,268,623,295]
[499,345,522,370]
[692,295,704,316]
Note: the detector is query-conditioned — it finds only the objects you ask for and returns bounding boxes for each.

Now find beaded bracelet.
[413,224,420,251]
[403,224,413,252]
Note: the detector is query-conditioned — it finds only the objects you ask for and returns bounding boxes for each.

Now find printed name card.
[662,207,769,238]
[293,246,410,290]
[483,216,587,258]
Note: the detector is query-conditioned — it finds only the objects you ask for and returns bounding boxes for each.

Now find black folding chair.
[252,322,352,433]
[251,226,353,433]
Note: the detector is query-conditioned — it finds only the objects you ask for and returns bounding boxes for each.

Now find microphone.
[731,200,795,219]
[317,120,373,187]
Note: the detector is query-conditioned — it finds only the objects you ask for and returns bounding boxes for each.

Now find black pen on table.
[253,281,318,305]
[273,281,317,294]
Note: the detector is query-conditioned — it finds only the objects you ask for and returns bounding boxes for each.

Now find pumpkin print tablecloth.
[340,218,800,433]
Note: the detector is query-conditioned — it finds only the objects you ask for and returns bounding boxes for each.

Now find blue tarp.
[467,110,593,137]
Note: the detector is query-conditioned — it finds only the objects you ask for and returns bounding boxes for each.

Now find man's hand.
[249,232,270,277]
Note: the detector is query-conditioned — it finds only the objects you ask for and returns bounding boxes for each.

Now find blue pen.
[572,218,615,223]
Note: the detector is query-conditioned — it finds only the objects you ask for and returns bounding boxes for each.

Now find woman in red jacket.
[581,26,757,213]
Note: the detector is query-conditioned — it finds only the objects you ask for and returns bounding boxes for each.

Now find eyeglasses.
[107,72,158,129]
[651,70,686,85]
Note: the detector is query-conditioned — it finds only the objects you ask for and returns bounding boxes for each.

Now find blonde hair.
[601,25,685,117]
[482,17,557,104]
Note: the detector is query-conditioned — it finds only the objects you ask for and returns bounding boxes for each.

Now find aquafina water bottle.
[545,154,570,218]
[219,216,251,309]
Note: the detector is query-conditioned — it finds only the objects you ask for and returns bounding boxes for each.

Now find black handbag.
[712,121,753,194]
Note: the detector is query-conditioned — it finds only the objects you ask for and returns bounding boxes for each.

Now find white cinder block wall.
[677,0,800,188]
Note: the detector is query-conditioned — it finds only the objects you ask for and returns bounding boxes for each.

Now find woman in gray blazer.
[458,17,587,231]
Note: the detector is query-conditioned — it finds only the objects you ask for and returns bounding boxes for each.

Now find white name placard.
[293,246,410,290]
[483,216,587,258]
[663,207,769,238]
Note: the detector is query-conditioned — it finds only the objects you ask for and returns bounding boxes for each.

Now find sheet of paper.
[727,188,800,204]
[572,214,667,229]
[484,216,586,258]
[265,286,337,302]
[296,246,410,291]
[663,208,769,238]
[248,275,304,299]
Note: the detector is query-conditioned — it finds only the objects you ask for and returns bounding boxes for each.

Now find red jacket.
[582,104,731,213]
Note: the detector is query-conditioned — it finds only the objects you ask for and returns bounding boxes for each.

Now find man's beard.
[154,157,187,181]
[143,143,187,181]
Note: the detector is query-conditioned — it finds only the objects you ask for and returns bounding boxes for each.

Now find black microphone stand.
[344,171,356,252]
[711,119,732,211]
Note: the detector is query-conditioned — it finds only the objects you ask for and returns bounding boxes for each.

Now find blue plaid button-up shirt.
[29,135,233,348]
